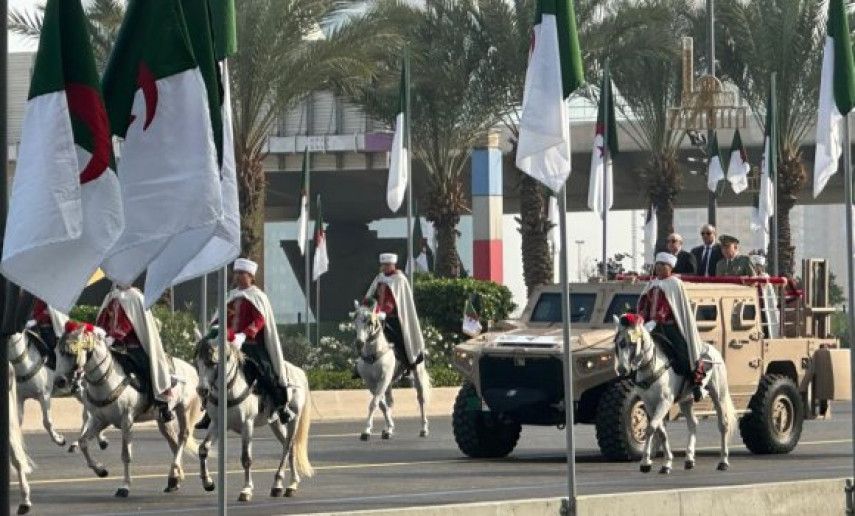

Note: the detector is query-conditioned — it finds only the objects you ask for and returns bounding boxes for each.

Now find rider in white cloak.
[27,297,68,369]
[363,253,426,376]
[96,285,174,421]
[637,252,709,401]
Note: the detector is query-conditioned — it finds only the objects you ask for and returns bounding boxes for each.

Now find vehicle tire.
[595,380,647,461]
[739,374,804,454]
[452,382,521,458]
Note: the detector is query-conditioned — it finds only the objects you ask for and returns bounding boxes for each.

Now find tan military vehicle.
[451,259,851,460]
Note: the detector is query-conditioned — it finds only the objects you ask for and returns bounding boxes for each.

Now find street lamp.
[574,240,585,282]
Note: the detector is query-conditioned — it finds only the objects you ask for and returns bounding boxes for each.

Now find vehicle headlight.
[454,349,475,371]
[575,354,612,373]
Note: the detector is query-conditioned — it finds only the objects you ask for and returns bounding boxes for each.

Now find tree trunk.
[516,172,553,296]
[433,216,461,277]
[643,153,682,250]
[771,153,806,277]
[237,147,267,286]
[425,173,464,278]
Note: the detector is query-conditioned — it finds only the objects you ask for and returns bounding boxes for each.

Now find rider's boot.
[195,412,211,430]
[274,385,294,424]
[692,361,707,402]
[157,389,175,423]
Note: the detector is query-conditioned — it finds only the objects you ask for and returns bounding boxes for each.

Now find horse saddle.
[110,347,177,394]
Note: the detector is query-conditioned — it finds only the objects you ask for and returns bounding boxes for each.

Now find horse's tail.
[9,370,34,475]
[182,393,203,457]
[293,388,314,479]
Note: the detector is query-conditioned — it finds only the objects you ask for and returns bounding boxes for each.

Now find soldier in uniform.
[637,253,709,401]
[26,298,68,369]
[364,253,426,377]
[96,285,175,421]
[715,235,755,276]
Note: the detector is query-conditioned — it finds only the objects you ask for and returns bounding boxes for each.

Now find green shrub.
[413,277,515,335]
[151,306,198,363]
[69,305,99,323]
[308,365,461,391]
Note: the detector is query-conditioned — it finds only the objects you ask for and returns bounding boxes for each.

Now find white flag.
[643,204,657,265]
[387,61,408,212]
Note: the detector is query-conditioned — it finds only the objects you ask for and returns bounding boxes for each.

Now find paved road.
[11,402,855,515]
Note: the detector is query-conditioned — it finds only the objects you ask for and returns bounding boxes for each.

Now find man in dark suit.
[666,233,697,274]
[690,224,723,277]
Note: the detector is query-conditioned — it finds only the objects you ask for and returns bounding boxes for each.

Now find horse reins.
[360,317,391,364]
[631,334,671,391]
[206,347,254,409]
[9,336,46,383]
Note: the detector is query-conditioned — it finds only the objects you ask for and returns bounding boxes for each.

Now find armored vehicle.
[452,259,851,460]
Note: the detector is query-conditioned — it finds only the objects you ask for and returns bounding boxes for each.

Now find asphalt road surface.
[11,403,855,515]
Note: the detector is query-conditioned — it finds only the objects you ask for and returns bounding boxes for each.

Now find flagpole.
[217,266,228,515]
[304,154,311,343]
[601,60,610,279]
[200,274,208,332]
[842,107,855,509]
[0,0,10,512]
[770,72,779,276]
[557,185,577,512]
[405,49,414,285]
[316,275,321,348]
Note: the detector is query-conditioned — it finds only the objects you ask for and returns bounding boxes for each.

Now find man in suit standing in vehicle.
[691,224,723,277]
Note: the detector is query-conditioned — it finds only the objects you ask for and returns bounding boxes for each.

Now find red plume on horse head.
[64,320,81,334]
[620,313,644,327]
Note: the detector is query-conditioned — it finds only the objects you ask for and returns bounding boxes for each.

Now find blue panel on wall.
[471,148,503,196]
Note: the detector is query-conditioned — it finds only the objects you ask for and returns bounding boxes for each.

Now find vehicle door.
[720,296,764,396]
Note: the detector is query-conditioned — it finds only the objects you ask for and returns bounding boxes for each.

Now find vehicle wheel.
[452,382,521,458]
[740,374,803,454]
[595,380,647,461]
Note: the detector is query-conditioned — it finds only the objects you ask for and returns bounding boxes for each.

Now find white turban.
[379,253,398,265]
[655,252,677,268]
[233,258,258,276]
[750,255,766,267]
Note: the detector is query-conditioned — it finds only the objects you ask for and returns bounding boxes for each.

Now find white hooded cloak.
[365,270,426,365]
[640,275,708,366]
[225,286,289,386]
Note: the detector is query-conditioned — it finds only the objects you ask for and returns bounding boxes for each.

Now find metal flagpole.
[405,50,414,284]
[842,110,855,509]
[0,0,10,512]
[557,186,577,513]
[217,267,228,514]
[601,60,610,279]
[770,73,779,276]
[316,274,321,348]
[706,0,717,225]
[304,154,311,343]
[200,274,208,332]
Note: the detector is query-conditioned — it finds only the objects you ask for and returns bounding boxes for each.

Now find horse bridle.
[9,334,46,383]
[625,330,671,390]
[358,314,390,364]
[202,341,253,408]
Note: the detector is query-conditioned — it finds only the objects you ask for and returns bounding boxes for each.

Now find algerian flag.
[173,0,241,285]
[297,148,311,255]
[0,0,123,312]
[706,131,725,192]
[406,203,430,274]
[101,0,223,304]
[751,193,770,251]
[814,0,855,198]
[515,0,585,193]
[758,83,777,227]
[727,129,750,194]
[462,296,482,337]
[587,63,618,216]
[643,204,657,265]
[312,196,329,281]
[387,58,409,212]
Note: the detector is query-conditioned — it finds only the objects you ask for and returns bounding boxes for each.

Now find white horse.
[194,336,313,502]
[613,314,737,473]
[9,363,35,515]
[352,302,430,441]
[53,324,203,497]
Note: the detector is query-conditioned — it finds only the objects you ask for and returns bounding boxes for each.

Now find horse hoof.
[96,468,109,478]
[381,431,392,440]
[164,477,180,492]
[238,492,252,503]
[684,460,695,470]
[717,462,729,471]
[68,444,78,453]
[285,488,296,498]
[640,464,652,473]
[99,440,109,451]
[359,432,370,441]
[203,481,216,492]
[659,466,671,475]
[56,437,66,447]
[17,504,30,515]
[115,487,129,498]
[419,430,428,438]
[270,487,284,497]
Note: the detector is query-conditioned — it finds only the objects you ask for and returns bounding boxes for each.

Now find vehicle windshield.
[530,292,597,323]
[603,294,640,323]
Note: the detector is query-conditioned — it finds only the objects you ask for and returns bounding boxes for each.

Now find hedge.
[413,276,515,335]
[308,366,461,391]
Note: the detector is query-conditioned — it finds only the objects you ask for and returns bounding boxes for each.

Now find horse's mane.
[194,337,245,367]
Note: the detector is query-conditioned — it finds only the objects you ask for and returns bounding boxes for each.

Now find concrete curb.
[19,386,460,432]
[298,478,848,515]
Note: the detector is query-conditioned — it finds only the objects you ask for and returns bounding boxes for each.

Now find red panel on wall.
[473,239,503,283]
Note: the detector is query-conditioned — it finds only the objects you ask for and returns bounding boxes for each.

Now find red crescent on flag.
[136,62,158,131]
[65,83,111,184]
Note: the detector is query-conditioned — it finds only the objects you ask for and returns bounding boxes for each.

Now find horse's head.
[351,300,384,347]
[54,321,105,390]
[612,313,656,377]
[193,329,240,396]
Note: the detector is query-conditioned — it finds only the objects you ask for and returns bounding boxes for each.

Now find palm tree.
[357,0,509,277]
[714,0,823,276]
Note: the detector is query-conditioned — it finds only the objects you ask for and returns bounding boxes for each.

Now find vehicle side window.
[603,294,640,323]
[741,304,757,321]
[695,305,718,322]
[530,293,597,323]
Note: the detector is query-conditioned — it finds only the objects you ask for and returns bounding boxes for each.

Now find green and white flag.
[587,64,618,216]
[757,85,776,228]
[297,148,311,255]
[814,0,855,198]
[101,0,222,303]
[312,196,329,281]
[515,0,585,193]
[0,0,123,312]
[173,0,241,285]
[387,59,409,212]
[406,204,430,274]
[706,131,724,192]
[462,296,482,338]
[727,129,750,194]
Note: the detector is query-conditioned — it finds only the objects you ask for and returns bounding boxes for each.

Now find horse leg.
[680,400,698,469]
[115,415,134,498]
[78,417,110,478]
[15,460,31,515]
[164,403,190,492]
[379,393,394,440]
[157,418,182,493]
[640,402,669,473]
[39,394,65,446]
[656,424,674,474]
[361,388,383,441]
[268,420,290,497]
[238,420,254,502]
[707,380,731,471]
[412,363,429,437]
[198,416,217,492]
[285,417,302,496]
